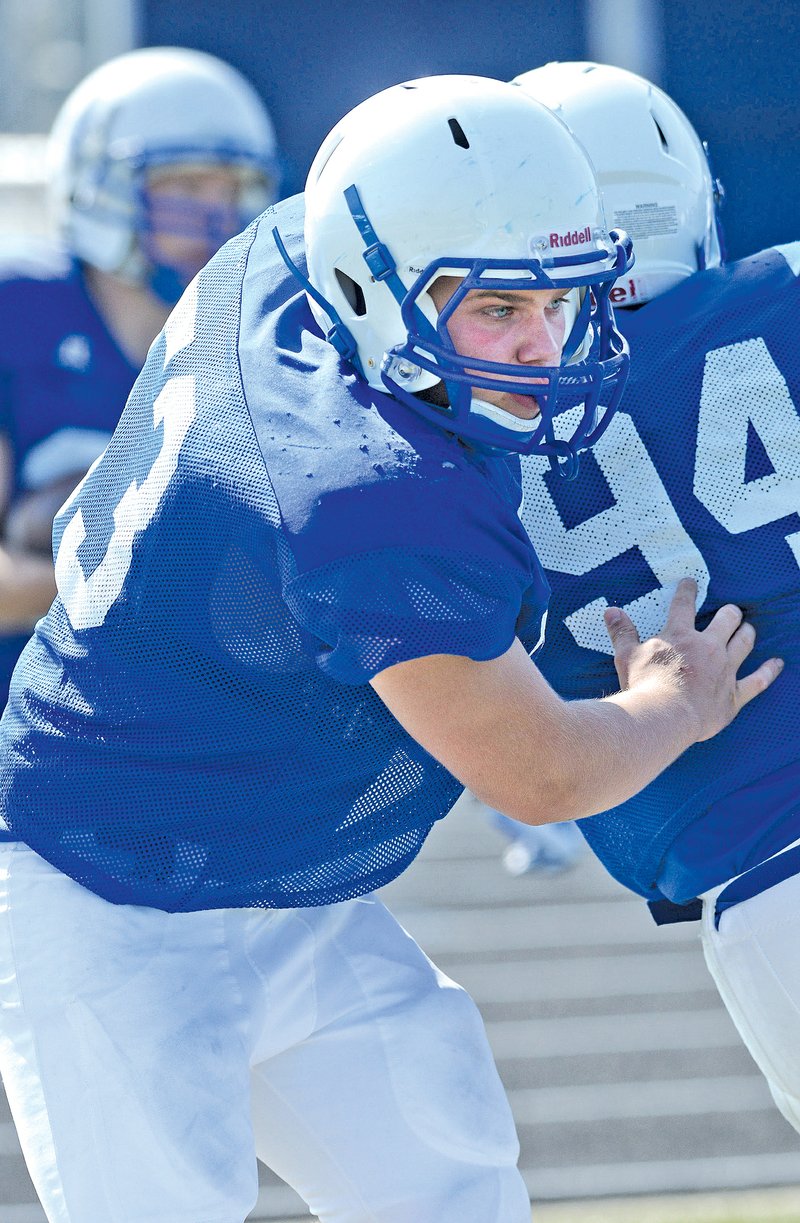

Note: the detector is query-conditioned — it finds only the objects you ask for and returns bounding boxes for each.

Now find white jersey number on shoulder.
[54,286,198,631]
[55,377,195,630]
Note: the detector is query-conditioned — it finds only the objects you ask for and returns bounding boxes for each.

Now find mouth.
[464,368,546,421]
[485,391,541,421]
[507,392,540,419]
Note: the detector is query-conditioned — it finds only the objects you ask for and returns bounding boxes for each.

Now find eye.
[547,295,569,313]
[482,303,513,319]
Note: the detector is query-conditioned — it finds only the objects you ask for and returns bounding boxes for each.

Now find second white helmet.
[513,61,724,305]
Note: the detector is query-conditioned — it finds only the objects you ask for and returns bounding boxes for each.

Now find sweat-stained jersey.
[0,243,138,701]
[519,243,800,903]
[0,195,549,913]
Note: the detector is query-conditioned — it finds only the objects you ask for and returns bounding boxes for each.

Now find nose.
[516,306,563,368]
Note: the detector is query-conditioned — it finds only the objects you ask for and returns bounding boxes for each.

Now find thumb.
[604,605,640,653]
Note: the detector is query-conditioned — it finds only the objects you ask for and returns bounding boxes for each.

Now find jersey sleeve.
[282,465,548,685]
[284,544,536,684]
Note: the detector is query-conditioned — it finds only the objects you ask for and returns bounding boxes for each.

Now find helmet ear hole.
[334,268,367,316]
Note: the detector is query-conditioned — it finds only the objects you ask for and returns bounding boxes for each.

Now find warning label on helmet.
[613,203,678,240]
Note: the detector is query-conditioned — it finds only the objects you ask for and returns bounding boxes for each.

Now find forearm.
[373,581,781,829]
[487,681,698,826]
[372,640,699,826]
[501,604,779,825]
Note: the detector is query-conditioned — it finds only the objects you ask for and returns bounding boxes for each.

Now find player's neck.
[83,265,172,368]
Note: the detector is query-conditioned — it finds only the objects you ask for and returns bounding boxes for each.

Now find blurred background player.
[485,800,587,875]
[513,60,800,1134]
[0,45,281,705]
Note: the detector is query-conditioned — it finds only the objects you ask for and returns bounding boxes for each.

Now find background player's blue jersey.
[0,196,549,913]
[0,242,139,701]
[519,243,800,903]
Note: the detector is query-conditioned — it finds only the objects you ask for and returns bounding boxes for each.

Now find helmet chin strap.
[418,380,540,439]
[469,395,580,477]
[469,396,539,435]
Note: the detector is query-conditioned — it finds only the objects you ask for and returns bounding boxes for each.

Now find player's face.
[428,275,568,419]
[145,162,249,281]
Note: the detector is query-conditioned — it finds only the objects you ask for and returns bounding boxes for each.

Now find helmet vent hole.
[335,268,367,316]
[652,115,669,152]
[447,118,470,149]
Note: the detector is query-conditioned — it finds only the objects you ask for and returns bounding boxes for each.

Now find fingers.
[604,605,640,653]
[664,577,699,630]
[736,657,784,709]
[663,581,748,647]
[704,601,745,644]
[725,619,756,671]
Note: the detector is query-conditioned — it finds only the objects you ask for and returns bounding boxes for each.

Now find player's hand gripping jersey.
[0,197,549,912]
[520,243,800,904]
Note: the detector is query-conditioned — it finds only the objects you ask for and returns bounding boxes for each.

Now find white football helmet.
[48,47,281,303]
[276,75,632,467]
[513,62,725,305]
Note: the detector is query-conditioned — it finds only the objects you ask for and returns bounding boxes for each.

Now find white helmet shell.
[293,72,631,462]
[295,75,632,461]
[513,61,724,305]
[305,74,616,391]
[48,46,280,286]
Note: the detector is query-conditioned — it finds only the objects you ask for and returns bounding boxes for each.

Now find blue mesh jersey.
[0,195,549,913]
[519,242,800,903]
[0,241,138,701]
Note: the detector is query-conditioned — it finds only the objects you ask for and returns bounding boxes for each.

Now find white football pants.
[701,865,800,1134]
[0,842,530,1223]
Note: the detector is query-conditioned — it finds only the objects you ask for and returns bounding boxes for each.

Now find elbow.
[474,777,590,828]
[514,794,586,828]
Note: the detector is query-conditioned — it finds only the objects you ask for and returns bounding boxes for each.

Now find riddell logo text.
[609,279,638,304]
[549,227,592,248]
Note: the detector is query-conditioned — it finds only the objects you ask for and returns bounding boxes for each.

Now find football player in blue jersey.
[0,75,781,1222]
[0,46,280,705]
[514,60,800,1136]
